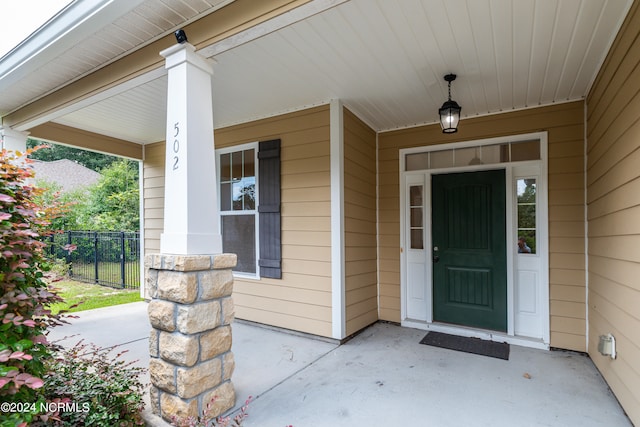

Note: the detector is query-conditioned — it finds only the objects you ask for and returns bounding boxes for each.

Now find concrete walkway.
[48,302,632,427]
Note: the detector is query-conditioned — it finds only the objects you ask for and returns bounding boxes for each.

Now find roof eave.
[0,0,144,110]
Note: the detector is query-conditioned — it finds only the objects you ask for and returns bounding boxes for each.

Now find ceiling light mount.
[439,73,461,133]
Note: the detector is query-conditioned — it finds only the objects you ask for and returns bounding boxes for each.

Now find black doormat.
[420,331,510,360]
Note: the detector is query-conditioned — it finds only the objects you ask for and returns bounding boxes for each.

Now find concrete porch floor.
[48,302,632,427]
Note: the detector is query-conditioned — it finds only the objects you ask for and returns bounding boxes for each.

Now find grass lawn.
[49,279,143,314]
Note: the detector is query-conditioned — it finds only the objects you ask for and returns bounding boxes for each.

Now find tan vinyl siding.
[585,1,640,424]
[547,109,587,352]
[142,142,165,255]
[143,106,331,336]
[343,108,378,335]
[215,105,332,337]
[377,102,586,351]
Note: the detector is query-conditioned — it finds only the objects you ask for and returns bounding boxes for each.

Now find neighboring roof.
[30,159,100,192]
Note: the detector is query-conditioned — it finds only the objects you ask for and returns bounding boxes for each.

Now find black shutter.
[258,139,281,278]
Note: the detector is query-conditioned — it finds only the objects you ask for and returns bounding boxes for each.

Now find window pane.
[232,182,243,210]
[517,178,536,254]
[410,207,422,227]
[406,152,429,171]
[481,144,509,163]
[222,215,256,274]
[410,185,423,206]
[411,229,423,249]
[242,177,256,210]
[232,152,242,181]
[518,179,536,202]
[244,149,255,177]
[430,150,453,169]
[454,147,480,167]
[518,205,536,228]
[518,229,536,254]
[220,153,231,181]
[233,177,255,210]
[409,185,423,249]
[511,140,540,162]
[220,183,231,211]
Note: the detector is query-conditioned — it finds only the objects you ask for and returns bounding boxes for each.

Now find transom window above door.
[405,139,540,171]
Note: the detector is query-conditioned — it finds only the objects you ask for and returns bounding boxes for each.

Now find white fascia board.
[0,0,144,91]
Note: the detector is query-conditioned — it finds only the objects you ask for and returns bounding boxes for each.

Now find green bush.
[44,341,146,426]
[46,258,71,278]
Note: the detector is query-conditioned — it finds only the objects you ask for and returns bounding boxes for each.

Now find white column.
[330,99,346,339]
[159,42,222,255]
[0,127,28,152]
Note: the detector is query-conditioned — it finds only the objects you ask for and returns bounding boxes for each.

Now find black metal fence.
[49,231,140,289]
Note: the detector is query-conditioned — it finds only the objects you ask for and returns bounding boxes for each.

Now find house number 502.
[172,122,180,171]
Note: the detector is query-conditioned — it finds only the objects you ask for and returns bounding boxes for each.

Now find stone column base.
[145,253,237,422]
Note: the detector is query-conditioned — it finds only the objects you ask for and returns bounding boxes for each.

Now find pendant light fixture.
[439,74,461,133]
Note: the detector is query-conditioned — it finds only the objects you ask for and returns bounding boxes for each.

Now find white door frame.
[399,132,549,350]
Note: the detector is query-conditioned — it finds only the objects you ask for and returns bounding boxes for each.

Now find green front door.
[432,169,507,332]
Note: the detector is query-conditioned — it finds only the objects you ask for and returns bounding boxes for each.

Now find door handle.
[433,254,440,263]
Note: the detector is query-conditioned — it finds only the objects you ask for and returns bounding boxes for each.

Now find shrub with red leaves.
[0,148,67,426]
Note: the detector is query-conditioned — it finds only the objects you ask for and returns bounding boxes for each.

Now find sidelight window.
[409,185,424,249]
[516,178,536,254]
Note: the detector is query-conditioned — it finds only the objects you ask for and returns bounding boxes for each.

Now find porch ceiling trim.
[28,122,143,160]
[1,0,634,148]
[2,0,318,131]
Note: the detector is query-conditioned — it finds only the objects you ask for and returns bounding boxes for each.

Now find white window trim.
[216,141,260,279]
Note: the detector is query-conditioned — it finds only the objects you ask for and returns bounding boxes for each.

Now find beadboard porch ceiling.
[0,0,633,145]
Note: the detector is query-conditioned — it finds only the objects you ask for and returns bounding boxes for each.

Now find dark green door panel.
[432,170,507,332]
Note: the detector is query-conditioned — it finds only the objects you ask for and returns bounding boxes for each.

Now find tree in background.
[76,160,140,231]
[27,140,140,232]
[32,180,83,231]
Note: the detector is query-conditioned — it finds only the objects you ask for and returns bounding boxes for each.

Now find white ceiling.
[1,0,633,145]
[0,0,231,118]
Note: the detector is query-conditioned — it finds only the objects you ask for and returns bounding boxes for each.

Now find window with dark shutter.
[219,145,257,274]
[258,139,282,279]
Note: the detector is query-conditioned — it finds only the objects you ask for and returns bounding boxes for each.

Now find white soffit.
[54,75,168,144]
[0,0,232,117]
[211,0,633,131]
[8,0,635,144]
